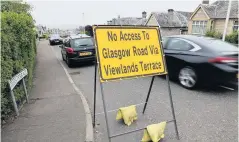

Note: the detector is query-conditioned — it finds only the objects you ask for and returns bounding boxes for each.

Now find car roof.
[163,35,238,54]
[164,35,220,46]
[51,34,60,37]
[70,34,91,39]
[77,34,89,36]
[165,34,210,40]
[164,34,222,42]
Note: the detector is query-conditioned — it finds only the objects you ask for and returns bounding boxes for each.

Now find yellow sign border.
[93,25,167,82]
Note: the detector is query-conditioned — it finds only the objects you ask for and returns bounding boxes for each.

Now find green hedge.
[43,33,49,39]
[225,31,238,44]
[205,30,238,44]
[205,30,222,39]
[1,1,31,14]
[1,11,36,120]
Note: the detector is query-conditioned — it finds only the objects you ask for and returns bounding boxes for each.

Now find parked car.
[60,35,95,67]
[49,34,63,45]
[162,35,238,89]
[77,33,89,37]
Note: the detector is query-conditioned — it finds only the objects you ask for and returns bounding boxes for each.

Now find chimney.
[142,11,147,18]
[168,9,174,13]
[202,0,209,5]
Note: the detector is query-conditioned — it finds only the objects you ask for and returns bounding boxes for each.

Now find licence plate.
[79,52,92,56]
[237,74,239,78]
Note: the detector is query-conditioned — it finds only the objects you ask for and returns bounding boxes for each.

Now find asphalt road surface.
[50,41,238,142]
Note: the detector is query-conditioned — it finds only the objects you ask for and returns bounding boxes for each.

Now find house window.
[233,21,238,31]
[192,21,207,35]
[210,20,214,30]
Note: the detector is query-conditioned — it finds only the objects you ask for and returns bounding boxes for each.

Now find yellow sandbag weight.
[116,105,137,126]
[141,121,167,142]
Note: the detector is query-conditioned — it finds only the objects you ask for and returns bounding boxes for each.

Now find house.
[188,0,238,35]
[36,25,47,37]
[107,11,147,25]
[145,9,192,36]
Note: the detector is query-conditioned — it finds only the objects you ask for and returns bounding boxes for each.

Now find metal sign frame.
[92,25,179,142]
[8,68,29,116]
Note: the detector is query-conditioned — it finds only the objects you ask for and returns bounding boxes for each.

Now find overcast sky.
[27,0,213,29]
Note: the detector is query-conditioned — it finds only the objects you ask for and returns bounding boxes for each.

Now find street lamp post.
[222,0,232,41]
[83,13,85,34]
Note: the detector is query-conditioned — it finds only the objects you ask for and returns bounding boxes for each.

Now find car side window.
[64,39,71,47]
[162,37,168,48]
[167,38,193,51]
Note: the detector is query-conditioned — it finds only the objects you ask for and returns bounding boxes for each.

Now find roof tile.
[201,0,238,18]
[151,11,192,27]
[110,17,147,25]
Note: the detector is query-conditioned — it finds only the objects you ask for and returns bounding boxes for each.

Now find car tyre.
[178,66,198,89]
[66,56,73,68]
[62,53,65,61]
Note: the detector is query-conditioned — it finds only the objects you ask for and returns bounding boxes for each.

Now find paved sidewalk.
[2,41,86,142]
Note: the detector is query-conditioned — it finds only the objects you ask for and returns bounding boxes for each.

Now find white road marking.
[50,45,94,142]
[219,85,235,91]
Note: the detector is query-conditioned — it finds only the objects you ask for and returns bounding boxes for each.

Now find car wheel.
[66,56,73,68]
[178,67,197,89]
[49,41,53,45]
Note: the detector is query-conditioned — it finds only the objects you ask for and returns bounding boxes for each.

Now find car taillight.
[208,57,237,63]
[66,48,74,54]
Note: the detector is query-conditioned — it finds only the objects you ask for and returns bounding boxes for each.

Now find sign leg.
[93,63,97,127]
[99,82,111,142]
[142,76,155,114]
[22,78,29,103]
[9,89,19,116]
[166,74,180,140]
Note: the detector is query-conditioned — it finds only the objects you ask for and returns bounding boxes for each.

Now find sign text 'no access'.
[93,26,167,82]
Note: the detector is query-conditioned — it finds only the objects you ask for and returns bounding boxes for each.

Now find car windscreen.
[204,39,238,53]
[71,38,94,48]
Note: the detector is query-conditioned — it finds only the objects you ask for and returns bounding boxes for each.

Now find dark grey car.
[60,35,96,67]
[49,34,63,45]
[162,35,238,89]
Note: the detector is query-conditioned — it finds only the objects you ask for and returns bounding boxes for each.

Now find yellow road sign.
[93,26,167,82]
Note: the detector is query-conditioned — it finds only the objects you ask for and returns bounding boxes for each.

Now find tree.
[85,25,93,36]
[1,1,32,14]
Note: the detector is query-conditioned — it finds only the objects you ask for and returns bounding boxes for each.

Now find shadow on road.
[70,61,95,68]
[198,85,238,93]
[157,76,238,93]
